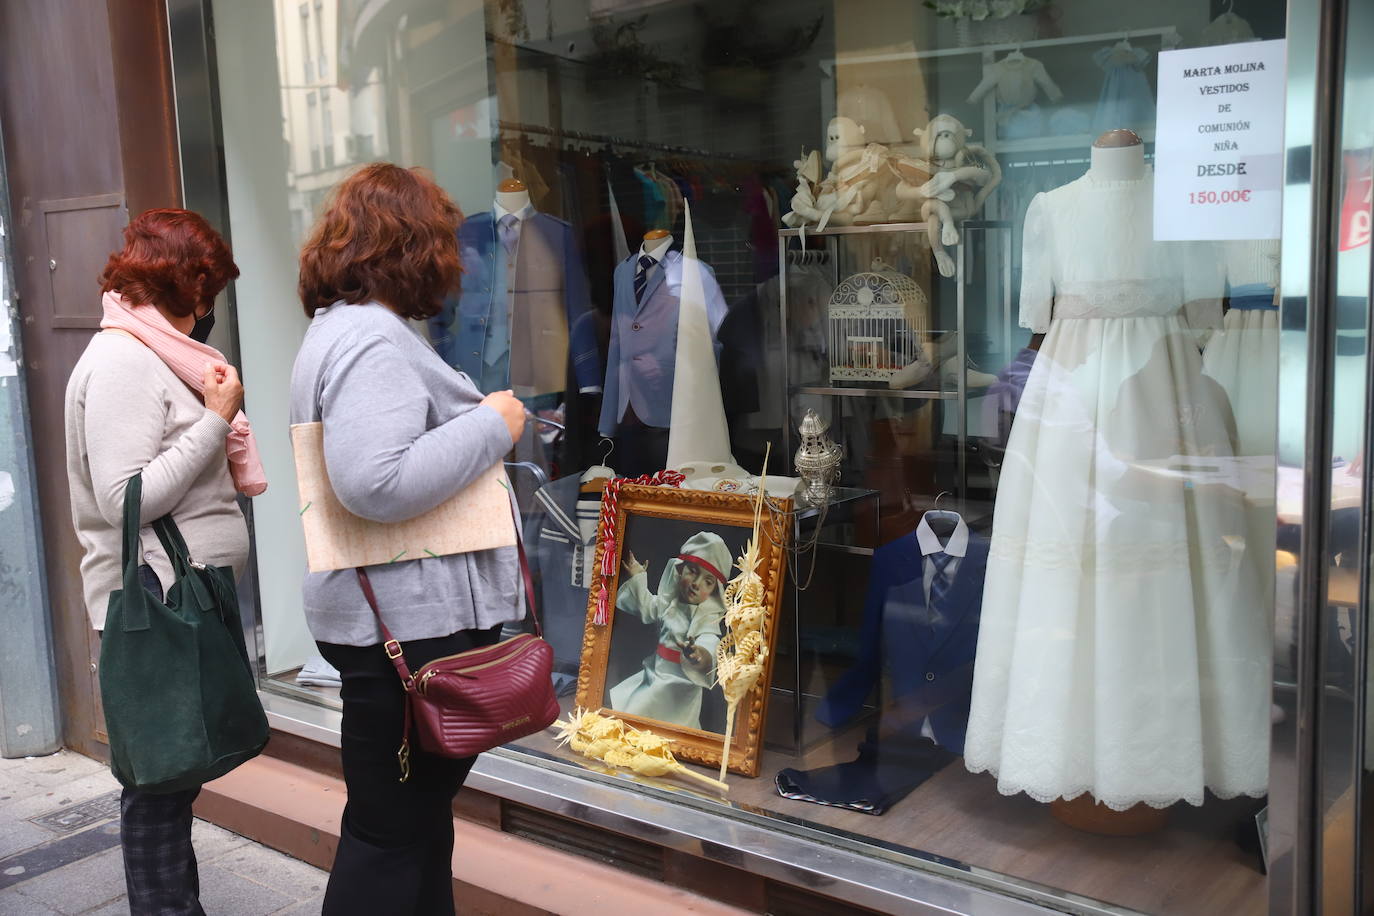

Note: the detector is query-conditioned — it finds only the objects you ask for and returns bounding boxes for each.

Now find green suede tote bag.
[99,473,269,793]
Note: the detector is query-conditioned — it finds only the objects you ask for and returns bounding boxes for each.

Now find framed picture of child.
[577,484,791,777]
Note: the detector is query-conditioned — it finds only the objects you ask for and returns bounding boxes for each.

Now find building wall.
[0,0,182,755]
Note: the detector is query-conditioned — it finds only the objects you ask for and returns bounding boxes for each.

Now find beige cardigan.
[65,332,250,629]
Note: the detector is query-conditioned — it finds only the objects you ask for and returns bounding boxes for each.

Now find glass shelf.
[795,385,959,400]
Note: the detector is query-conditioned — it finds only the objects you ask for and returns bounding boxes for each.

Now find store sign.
[1340,149,1372,251]
[1154,39,1287,241]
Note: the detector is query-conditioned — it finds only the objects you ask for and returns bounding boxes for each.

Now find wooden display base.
[1050,794,1171,836]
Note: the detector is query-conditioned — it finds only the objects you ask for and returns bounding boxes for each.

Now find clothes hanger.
[581,439,617,493]
[1210,0,1243,25]
[921,491,964,533]
[1005,45,1026,61]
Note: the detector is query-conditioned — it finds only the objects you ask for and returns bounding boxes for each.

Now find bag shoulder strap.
[356,502,540,694]
[355,568,418,690]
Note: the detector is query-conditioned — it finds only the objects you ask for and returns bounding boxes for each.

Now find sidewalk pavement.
[0,750,326,915]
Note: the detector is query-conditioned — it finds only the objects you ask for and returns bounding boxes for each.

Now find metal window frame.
[1273,0,1365,911]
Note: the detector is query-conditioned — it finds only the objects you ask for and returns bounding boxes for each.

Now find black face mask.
[190,307,216,344]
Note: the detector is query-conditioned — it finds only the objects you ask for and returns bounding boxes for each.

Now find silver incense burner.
[794,409,843,505]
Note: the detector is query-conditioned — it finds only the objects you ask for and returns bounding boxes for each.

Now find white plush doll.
[894,114,1003,277]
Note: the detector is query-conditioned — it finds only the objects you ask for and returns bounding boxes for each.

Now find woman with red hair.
[65,208,264,913]
[290,163,526,914]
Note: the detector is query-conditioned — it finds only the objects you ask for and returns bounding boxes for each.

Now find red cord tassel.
[593,470,684,625]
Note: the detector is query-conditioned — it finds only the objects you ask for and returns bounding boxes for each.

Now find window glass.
[211,2,1290,911]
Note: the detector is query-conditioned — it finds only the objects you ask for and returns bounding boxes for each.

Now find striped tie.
[634,254,655,303]
[929,552,954,607]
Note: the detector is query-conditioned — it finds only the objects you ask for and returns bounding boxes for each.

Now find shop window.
[209,1,1293,912]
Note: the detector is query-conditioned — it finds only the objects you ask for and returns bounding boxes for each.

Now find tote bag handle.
[117,474,217,631]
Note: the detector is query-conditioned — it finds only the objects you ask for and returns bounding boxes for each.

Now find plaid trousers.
[118,564,205,915]
[120,787,203,915]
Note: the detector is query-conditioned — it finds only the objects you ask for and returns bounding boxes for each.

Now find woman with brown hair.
[289,163,526,914]
[65,208,260,914]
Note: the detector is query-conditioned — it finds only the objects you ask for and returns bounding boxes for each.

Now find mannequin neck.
[495,189,530,213]
[1089,143,1145,182]
[643,233,672,256]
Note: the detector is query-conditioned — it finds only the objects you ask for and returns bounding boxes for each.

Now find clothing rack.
[497,119,757,163]
[785,248,831,264]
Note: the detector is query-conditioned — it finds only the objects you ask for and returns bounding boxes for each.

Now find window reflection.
[216,2,1300,912]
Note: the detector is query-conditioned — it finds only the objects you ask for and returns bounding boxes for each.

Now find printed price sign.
[1154,39,1287,241]
[1340,149,1372,251]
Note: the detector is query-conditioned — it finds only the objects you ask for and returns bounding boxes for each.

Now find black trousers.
[317,626,501,916]
[613,407,670,478]
[120,565,205,916]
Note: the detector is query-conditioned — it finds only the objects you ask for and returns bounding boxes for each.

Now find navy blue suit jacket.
[818,532,988,754]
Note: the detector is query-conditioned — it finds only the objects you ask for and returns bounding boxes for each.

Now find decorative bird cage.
[827,258,929,384]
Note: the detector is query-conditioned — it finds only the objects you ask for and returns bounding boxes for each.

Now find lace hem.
[962,758,1267,811]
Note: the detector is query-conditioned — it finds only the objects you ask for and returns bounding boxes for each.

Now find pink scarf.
[100,291,268,497]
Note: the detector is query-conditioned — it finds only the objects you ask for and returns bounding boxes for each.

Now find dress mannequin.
[1073,147,1180,832]
[495,177,530,213]
[643,229,672,256]
[963,133,1267,835]
[426,174,599,399]
[600,228,729,475]
[1089,128,1146,181]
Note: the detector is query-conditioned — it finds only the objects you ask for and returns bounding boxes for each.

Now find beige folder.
[290,422,516,573]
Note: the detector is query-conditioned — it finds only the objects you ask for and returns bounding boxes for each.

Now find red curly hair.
[298,163,463,320]
[99,209,239,318]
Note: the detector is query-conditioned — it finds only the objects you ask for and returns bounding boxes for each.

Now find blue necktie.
[929,552,954,608]
[499,213,519,256]
[634,254,655,303]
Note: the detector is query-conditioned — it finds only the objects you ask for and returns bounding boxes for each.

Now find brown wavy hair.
[99,209,239,318]
[298,163,463,319]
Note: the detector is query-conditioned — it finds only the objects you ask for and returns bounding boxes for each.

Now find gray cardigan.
[289,302,521,646]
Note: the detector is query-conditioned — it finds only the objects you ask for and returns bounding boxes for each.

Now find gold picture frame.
[576,484,790,777]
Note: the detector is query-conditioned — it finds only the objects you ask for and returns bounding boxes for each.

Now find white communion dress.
[962,169,1271,811]
[1201,239,1281,658]
[1202,239,1280,458]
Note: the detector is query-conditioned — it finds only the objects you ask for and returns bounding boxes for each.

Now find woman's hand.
[480,389,526,445]
[622,551,646,578]
[202,362,243,423]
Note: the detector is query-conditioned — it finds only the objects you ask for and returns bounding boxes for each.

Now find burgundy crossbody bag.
[356,524,559,781]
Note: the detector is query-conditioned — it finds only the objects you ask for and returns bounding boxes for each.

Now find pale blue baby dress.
[1092,44,1155,134]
